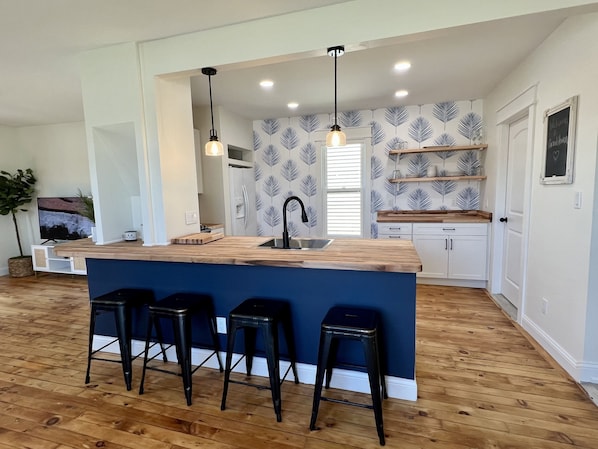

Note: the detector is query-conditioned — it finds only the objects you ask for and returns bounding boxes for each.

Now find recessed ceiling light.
[287,102,299,109]
[395,89,409,98]
[394,61,411,72]
[260,79,274,88]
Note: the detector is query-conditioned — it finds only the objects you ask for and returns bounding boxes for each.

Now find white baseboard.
[522,316,598,383]
[417,277,487,289]
[94,335,418,401]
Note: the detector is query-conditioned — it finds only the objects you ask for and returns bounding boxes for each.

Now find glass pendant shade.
[205,136,224,156]
[326,124,346,147]
[202,66,223,156]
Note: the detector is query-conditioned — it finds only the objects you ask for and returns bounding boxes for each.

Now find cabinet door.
[32,245,49,271]
[412,234,448,278]
[448,235,487,280]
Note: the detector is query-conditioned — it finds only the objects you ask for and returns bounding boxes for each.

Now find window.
[324,144,363,237]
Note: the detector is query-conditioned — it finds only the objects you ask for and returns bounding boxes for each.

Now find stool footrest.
[321,395,374,410]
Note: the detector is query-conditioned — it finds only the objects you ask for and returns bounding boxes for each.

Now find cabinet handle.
[442,227,456,232]
[388,235,402,239]
[445,238,448,250]
[450,238,453,250]
[389,227,402,230]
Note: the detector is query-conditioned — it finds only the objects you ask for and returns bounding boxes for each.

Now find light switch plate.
[574,191,582,209]
[185,210,198,224]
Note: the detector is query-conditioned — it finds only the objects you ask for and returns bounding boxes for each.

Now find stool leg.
[325,337,339,389]
[85,304,98,384]
[310,329,333,431]
[152,312,168,363]
[282,308,299,384]
[364,334,385,446]
[263,322,282,422]
[174,314,193,406]
[114,304,133,391]
[207,312,223,372]
[138,312,155,395]
[244,326,257,376]
[221,322,238,411]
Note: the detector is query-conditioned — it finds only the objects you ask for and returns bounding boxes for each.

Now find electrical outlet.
[216,316,227,334]
[541,298,548,315]
[185,210,198,224]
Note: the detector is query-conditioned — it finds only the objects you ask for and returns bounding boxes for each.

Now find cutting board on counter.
[171,232,224,245]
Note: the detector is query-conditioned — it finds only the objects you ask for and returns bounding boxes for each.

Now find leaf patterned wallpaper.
[253,99,483,238]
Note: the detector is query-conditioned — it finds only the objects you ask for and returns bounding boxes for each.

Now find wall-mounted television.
[37,197,94,242]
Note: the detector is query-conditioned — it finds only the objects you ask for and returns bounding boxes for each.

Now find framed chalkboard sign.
[541,95,578,184]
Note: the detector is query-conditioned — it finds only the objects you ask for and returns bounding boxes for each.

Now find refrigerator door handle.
[242,185,249,228]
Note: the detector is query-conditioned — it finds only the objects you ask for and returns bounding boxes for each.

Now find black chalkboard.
[541,96,577,184]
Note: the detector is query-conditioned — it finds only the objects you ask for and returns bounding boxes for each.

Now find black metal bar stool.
[138,292,223,406]
[86,288,160,391]
[309,306,387,445]
[220,298,299,422]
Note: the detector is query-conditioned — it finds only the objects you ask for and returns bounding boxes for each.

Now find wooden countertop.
[54,236,422,273]
[377,210,492,223]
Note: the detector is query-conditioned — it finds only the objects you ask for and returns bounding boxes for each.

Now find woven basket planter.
[8,256,34,278]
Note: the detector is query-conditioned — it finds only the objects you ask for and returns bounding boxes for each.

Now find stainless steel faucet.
[282,196,308,249]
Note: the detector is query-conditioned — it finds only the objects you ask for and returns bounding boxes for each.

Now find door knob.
[499,217,508,223]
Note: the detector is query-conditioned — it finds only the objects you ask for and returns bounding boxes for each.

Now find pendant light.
[202,67,224,156]
[326,45,346,147]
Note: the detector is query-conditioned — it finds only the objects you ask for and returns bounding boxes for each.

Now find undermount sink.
[258,238,333,250]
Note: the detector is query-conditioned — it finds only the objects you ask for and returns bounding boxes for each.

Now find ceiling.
[1,1,596,127]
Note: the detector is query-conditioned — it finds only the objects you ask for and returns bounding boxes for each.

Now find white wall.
[484,12,598,381]
[0,125,23,268]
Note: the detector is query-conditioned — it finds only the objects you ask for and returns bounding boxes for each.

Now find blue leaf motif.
[408,116,433,144]
[458,112,482,140]
[371,156,384,180]
[408,188,432,210]
[261,119,280,136]
[385,137,407,161]
[287,221,300,237]
[300,175,317,197]
[263,206,281,227]
[371,222,378,239]
[305,206,318,228]
[299,115,320,133]
[262,175,281,198]
[385,179,408,196]
[370,121,385,146]
[257,224,264,236]
[456,187,480,210]
[340,110,362,128]
[457,150,480,175]
[408,153,431,177]
[433,101,459,126]
[255,193,263,211]
[261,145,280,167]
[254,164,263,181]
[281,160,299,182]
[385,106,409,127]
[283,191,298,212]
[300,142,317,166]
[434,133,457,159]
[431,180,457,197]
[371,190,384,213]
[253,131,262,151]
[280,127,299,150]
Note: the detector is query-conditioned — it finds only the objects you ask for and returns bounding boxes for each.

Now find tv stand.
[31,244,87,275]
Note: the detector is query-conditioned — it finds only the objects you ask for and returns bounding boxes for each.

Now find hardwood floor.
[1,273,597,448]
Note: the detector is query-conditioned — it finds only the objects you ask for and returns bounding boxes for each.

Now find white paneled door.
[501,116,529,310]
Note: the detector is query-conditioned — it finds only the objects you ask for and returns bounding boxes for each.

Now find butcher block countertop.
[54,236,422,273]
[377,210,492,223]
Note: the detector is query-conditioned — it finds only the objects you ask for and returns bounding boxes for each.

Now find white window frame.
[314,127,372,238]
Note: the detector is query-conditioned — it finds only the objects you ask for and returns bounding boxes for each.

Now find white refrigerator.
[229,166,257,235]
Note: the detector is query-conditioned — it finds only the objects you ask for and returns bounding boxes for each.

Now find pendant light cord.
[334,50,338,127]
[208,73,216,138]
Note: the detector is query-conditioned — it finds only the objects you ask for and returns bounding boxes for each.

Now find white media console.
[31,244,87,275]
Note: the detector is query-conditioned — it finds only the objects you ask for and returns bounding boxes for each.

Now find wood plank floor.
[1,273,597,448]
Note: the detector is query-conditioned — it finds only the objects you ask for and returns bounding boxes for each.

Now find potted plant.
[0,169,37,277]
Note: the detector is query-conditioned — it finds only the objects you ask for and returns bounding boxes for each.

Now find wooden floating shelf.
[389,175,487,183]
[389,144,487,155]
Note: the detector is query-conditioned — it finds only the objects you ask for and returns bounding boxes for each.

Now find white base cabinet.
[377,222,412,240]
[31,244,87,275]
[412,223,488,282]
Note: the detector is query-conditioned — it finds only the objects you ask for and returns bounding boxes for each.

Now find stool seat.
[86,288,157,391]
[310,306,387,446]
[138,292,222,406]
[221,298,298,422]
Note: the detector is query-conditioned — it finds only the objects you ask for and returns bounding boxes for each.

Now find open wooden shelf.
[389,144,487,155]
[389,175,487,183]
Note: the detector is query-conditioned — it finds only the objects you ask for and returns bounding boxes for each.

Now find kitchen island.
[56,236,421,400]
